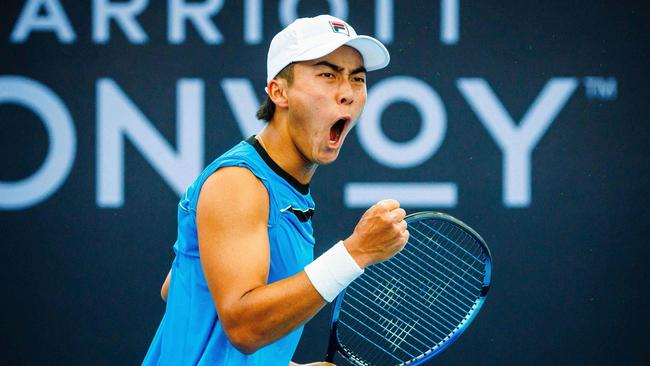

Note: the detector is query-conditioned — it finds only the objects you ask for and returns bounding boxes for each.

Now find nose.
[337,80,354,105]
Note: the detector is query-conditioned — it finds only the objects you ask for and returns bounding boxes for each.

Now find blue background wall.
[1,1,648,364]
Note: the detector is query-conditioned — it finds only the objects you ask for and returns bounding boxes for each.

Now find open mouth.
[329,118,349,145]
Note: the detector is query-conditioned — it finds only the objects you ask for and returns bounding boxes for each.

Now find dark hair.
[256,63,295,122]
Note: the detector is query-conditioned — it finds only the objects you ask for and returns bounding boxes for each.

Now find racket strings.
[426,221,485,263]
[337,218,489,366]
[388,245,479,304]
[418,221,486,280]
[351,279,455,334]
[368,260,470,330]
[415,221,487,294]
[339,308,422,357]
[409,225,484,277]
[339,319,404,364]
[340,286,422,364]
[341,284,429,361]
[375,253,475,309]
[342,286,455,363]
[348,277,458,344]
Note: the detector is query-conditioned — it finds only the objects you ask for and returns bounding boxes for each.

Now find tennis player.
[143,15,409,365]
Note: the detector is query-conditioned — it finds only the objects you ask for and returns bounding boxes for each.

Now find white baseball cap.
[266,15,390,85]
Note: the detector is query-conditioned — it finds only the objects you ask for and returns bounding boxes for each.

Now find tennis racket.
[325,211,492,365]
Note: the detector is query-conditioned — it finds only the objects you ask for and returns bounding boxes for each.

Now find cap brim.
[344,36,390,71]
[293,35,390,72]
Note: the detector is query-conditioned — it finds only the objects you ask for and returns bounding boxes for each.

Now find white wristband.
[304,240,364,302]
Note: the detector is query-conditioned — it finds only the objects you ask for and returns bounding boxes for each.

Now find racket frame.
[325,211,492,365]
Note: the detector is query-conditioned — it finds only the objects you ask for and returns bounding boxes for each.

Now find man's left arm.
[161,269,171,302]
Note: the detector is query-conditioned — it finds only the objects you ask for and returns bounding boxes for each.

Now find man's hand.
[289,362,335,366]
[343,199,409,269]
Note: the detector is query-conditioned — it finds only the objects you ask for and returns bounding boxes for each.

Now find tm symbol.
[583,76,617,101]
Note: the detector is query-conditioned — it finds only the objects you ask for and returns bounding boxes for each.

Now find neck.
[257,119,317,185]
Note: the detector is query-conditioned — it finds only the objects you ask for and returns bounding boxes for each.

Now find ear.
[267,79,289,109]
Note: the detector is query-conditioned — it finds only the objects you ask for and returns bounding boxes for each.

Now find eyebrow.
[313,61,366,75]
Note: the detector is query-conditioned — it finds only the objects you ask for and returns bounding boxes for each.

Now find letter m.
[97,78,204,207]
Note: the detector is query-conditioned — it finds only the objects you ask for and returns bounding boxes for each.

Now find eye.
[320,72,335,78]
[353,76,366,83]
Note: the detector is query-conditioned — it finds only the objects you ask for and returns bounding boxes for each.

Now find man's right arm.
[197,166,408,354]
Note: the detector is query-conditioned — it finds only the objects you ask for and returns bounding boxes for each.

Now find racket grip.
[325,325,338,362]
[325,347,335,363]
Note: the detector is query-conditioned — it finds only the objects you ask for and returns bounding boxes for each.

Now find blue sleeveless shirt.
[143,137,316,365]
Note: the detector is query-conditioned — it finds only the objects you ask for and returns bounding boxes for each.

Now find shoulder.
[197,166,270,226]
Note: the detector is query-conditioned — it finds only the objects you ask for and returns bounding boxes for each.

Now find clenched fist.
[343,199,410,269]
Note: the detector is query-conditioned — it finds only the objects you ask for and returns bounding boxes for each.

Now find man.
[143,15,409,365]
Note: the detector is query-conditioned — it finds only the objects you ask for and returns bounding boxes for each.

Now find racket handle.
[325,325,338,362]
[325,348,335,363]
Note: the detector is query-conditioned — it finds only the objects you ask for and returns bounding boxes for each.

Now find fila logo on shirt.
[329,21,350,36]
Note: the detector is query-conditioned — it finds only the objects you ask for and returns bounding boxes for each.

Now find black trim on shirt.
[286,206,315,222]
[245,136,310,195]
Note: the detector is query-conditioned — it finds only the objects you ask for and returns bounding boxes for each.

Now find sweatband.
[304,240,365,302]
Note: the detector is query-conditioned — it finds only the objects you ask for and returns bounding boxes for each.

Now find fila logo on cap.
[329,21,350,36]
